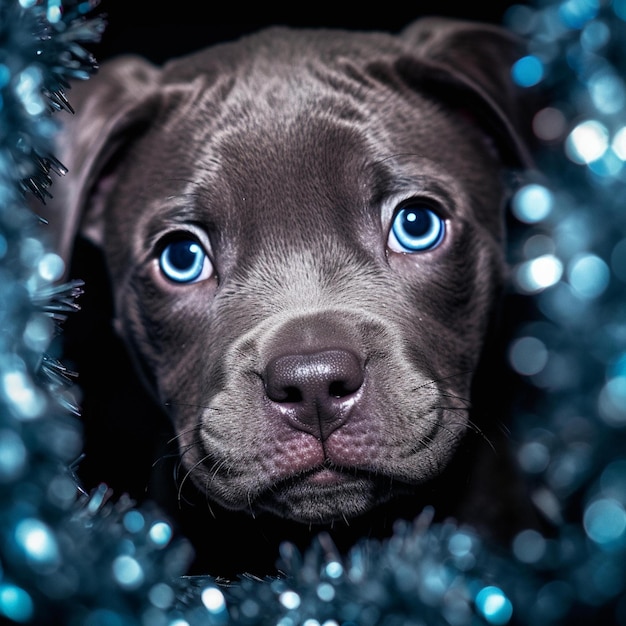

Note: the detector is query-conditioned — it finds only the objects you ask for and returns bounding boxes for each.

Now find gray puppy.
[43,18,537,575]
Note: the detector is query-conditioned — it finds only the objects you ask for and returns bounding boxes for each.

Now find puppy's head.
[47,18,532,525]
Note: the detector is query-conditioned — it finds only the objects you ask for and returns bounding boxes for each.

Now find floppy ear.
[36,57,176,502]
[41,55,161,271]
[399,17,535,169]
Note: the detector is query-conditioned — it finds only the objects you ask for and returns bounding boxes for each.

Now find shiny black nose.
[264,349,364,439]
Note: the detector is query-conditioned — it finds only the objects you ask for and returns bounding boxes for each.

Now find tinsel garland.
[1,0,625,624]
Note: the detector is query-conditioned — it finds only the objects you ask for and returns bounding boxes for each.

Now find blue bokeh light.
[515,255,563,293]
[512,55,545,87]
[0,585,34,623]
[599,376,626,426]
[316,582,336,602]
[112,555,145,590]
[518,439,552,474]
[475,586,513,625]
[0,429,27,482]
[566,120,609,164]
[512,529,547,564]
[580,19,610,50]
[559,0,599,28]
[584,498,626,545]
[14,518,60,572]
[123,510,145,534]
[148,582,175,610]
[512,184,554,223]
[201,586,227,614]
[279,590,301,610]
[46,0,62,23]
[567,253,610,299]
[588,70,625,114]
[325,561,344,579]
[148,521,172,547]
[509,336,549,376]
[15,66,45,116]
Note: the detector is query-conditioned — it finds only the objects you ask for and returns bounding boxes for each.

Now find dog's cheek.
[387,232,504,372]
[115,271,220,404]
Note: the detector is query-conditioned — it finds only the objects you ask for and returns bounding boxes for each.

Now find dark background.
[90,1,530,64]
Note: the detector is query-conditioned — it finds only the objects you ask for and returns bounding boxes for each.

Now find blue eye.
[388,204,445,253]
[159,238,212,283]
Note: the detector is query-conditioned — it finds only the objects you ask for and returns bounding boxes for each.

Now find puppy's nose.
[264,349,364,440]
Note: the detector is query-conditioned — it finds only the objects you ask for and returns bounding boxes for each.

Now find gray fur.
[42,18,534,546]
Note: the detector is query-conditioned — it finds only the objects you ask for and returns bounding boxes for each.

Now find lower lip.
[307,468,345,485]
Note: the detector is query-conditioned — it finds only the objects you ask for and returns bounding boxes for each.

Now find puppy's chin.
[254,469,408,524]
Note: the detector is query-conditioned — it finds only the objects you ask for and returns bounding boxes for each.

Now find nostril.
[280,386,303,403]
[328,379,357,398]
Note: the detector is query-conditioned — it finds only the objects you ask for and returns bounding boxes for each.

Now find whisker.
[434,403,497,453]
[203,480,217,519]
[164,400,218,410]
[151,451,183,470]
[435,404,469,414]
[412,370,474,392]
[177,454,212,508]
[172,441,202,458]
[406,431,444,469]
[174,442,202,465]
[174,443,205,488]
[410,410,468,459]
[437,391,472,408]
[247,491,256,519]
[209,458,229,486]
[167,424,203,446]
[152,435,203,494]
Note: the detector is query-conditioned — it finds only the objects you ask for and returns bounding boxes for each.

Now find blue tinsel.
[1,0,626,624]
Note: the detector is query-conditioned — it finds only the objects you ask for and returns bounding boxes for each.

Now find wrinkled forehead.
[160,63,470,195]
[120,53,506,259]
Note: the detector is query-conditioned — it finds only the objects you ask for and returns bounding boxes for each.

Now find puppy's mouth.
[304,466,349,486]
[254,463,407,523]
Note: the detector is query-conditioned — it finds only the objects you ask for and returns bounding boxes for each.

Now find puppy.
[42,17,537,577]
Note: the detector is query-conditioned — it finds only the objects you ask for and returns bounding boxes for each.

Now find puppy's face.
[51,21,530,524]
